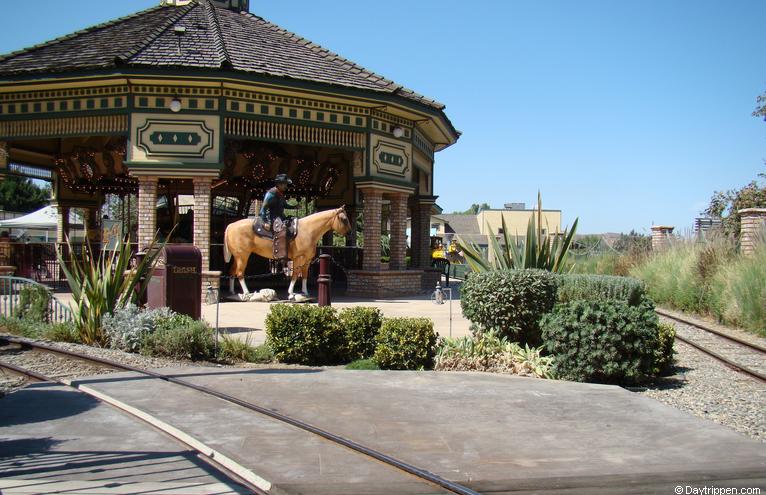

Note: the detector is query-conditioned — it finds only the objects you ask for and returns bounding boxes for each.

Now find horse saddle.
[252,217,298,241]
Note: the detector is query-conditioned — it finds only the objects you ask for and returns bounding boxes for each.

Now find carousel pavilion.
[0,0,459,297]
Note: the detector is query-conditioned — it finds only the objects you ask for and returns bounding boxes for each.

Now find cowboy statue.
[259,173,298,265]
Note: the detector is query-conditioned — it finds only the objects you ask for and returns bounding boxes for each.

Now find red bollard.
[318,253,332,306]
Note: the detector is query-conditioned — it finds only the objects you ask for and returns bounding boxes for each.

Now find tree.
[754,91,766,120]
[0,176,51,213]
[613,230,651,254]
[452,203,491,215]
[705,171,766,238]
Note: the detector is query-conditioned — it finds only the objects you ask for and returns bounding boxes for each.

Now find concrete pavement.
[0,383,250,494]
[3,368,764,494]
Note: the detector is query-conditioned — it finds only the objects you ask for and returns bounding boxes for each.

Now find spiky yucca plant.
[58,234,166,345]
[458,192,578,273]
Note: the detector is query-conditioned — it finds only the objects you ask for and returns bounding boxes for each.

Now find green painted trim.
[0,68,459,142]
[370,129,411,144]
[0,108,128,121]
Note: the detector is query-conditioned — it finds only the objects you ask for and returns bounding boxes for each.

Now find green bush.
[557,274,647,306]
[653,322,676,375]
[345,358,380,370]
[373,317,436,370]
[339,307,382,361]
[460,269,558,345]
[218,335,273,363]
[541,300,660,385]
[265,304,344,365]
[140,320,215,360]
[0,316,80,343]
[15,285,51,322]
[0,316,45,338]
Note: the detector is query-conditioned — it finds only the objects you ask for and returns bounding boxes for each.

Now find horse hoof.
[288,293,295,301]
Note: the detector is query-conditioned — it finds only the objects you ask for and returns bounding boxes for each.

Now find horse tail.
[223,226,232,263]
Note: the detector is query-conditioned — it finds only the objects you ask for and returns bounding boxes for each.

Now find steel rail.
[0,358,269,495]
[0,336,481,495]
[657,308,766,355]
[672,334,766,383]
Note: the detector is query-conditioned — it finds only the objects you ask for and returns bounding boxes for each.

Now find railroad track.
[0,335,481,495]
[657,309,766,383]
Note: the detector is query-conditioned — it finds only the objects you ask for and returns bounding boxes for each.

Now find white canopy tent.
[0,205,58,230]
[0,206,84,242]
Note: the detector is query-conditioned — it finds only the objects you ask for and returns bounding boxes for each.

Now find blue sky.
[1,1,764,234]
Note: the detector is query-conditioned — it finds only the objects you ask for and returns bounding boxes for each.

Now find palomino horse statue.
[223,206,352,300]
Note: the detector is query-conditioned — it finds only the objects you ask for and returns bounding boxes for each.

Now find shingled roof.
[0,0,445,111]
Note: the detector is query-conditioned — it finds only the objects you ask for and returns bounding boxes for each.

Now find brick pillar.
[651,225,674,251]
[56,206,70,244]
[738,208,766,255]
[361,188,383,271]
[388,192,409,270]
[137,176,158,250]
[412,201,433,268]
[193,177,212,270]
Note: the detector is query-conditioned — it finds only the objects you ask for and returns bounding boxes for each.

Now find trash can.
[146,245,201,320]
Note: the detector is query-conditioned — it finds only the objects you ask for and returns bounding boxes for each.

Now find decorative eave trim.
[354,177,415,194]
[0,114,128,139]
[224,117,365,150]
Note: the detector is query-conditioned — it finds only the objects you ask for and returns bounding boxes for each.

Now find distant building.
[431,206,563,249]
[694,217,722,234]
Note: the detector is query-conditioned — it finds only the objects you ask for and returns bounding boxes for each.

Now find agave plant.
[458,192,578,273]
[58,234,166,346]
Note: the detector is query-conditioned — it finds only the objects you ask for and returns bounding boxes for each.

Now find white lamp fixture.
[392,126,404,138]
[169,97,182,113]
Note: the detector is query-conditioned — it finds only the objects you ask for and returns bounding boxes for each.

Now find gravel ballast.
[636,316,765,442]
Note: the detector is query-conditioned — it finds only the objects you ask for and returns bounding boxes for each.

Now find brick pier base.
[347,270,424,298]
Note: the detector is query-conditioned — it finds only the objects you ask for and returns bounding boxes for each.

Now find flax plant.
[458,192,578,273]
[58,234,166,345]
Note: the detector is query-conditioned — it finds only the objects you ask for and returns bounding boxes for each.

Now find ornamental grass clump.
[458,192,578,273]
[58,233,166,345]
[435,330,554,378]
[460,269,558,346]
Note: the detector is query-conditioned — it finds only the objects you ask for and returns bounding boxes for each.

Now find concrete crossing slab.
[2,369,765,494]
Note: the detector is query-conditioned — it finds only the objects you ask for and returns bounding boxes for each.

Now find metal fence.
[0,276,73,323]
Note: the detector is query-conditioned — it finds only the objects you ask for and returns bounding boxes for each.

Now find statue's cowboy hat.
[274,173,293,186]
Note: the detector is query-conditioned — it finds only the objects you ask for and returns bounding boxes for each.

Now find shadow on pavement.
[0,386,99,427]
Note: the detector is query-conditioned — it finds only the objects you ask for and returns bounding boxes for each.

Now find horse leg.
[301,265,310,297]
[239,277,250,296]
[287,275,297,300]
[228,276,235,294]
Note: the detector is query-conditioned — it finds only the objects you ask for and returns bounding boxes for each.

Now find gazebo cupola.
[0,0,459,298]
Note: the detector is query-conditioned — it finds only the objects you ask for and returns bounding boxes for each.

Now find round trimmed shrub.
[541,299,660,385]
[265,304,344,365]
[339,307,383,361]
[460,269,558,345]
[373,317,436,370]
